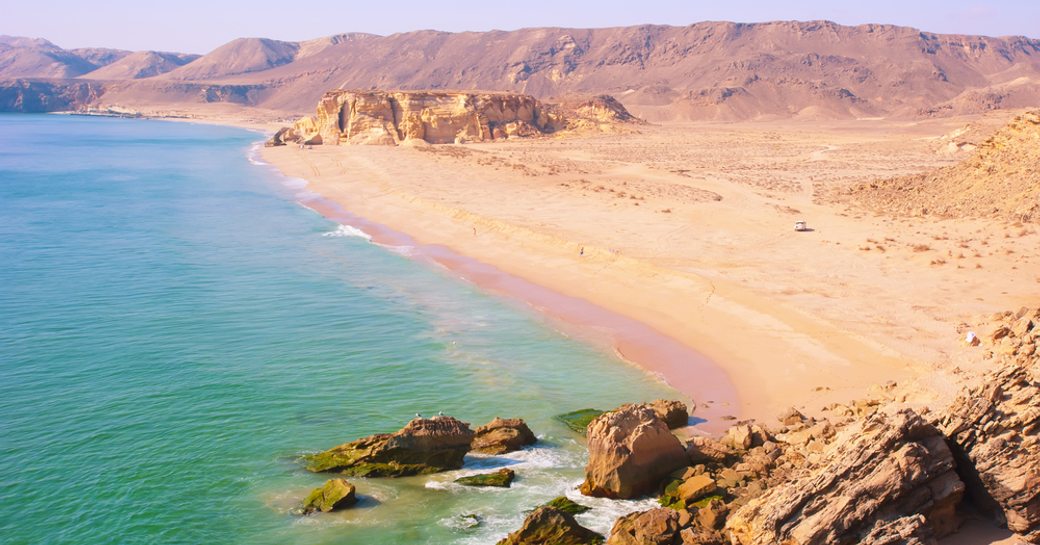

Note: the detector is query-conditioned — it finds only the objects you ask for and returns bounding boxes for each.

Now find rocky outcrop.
[724,409,964,545]
[580,404,689,499]
[939,308,1040,543]
[302,90,566,146]
[496,506,604,545]
[300,478,357,514]
[274,89,643,146]
[646,400,690,430]
[454,468,515,488]
[471,417,537,454]
[304,416,475,477]
[606,507,681,545]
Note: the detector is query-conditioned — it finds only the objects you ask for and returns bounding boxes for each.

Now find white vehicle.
[794,220,808,232]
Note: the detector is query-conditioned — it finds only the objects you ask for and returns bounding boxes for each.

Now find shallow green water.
[0,115,679,544]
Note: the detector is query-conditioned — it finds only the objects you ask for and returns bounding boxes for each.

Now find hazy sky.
[4,0,1038,53]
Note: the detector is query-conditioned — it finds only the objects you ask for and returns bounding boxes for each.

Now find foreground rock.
[606,507,680,545]
[471,417,537,454]
[580,404,688,499]
[455,468,515,488]
[300,478,356,514]
[496,506,604,545]
[725,409,964,544]
[940,310,1040,543]
[304,416,475,477]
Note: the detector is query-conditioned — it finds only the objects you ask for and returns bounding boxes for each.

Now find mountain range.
[2,21,1039,120]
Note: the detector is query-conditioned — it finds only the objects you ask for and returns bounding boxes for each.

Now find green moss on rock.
[455,468,515,488]
[554,409,605,435]
[301,478,356,514]
[543,496,591,515]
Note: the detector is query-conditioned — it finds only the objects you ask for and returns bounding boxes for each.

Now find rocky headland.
[266,89,640,147]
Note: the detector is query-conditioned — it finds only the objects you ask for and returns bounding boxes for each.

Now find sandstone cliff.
[270,89,639,146]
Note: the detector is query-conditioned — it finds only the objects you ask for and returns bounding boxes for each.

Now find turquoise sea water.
[0,115,679,544]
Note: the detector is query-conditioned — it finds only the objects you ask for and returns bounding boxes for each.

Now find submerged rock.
[471,417,537,454]
[497,506,604,545]
[455,468,515,488]
[580,404,689,499]
[556,408,605,435]
[300,478,356,514]
[542,496,592,515]
[724,409,964,545]
[304,416,475,477]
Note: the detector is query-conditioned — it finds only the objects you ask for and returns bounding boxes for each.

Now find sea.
[0,115,681,544]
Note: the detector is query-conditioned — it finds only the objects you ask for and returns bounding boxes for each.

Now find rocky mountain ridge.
[2,21,1039,119]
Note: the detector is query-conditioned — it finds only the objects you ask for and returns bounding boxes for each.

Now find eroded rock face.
[496,506,604,545]
[580,404,689,499]
[606,507,680,545]
[471,417,537,454]
[301,478,356,514]
[308,90,565,145]
[304,416,475,477]
[724,409,964,545]
[939,329,1040,543]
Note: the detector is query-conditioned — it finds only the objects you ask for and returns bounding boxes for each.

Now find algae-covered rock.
[497,506,604,545]
[555,409,605,435]
[455,468,515,488]
[301,478,356,514]
[472,417,537,454]
[304,416,475,477]
[543,496,592,515]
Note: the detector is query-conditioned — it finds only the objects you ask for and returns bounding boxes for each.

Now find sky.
[4,0,1038,53]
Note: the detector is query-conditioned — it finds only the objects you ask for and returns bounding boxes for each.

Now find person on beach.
[580,246,585,256]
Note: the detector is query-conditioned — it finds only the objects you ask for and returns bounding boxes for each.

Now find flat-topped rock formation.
[268,89,639,146]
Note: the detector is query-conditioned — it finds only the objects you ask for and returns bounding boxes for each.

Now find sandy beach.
[259,113,1040,423]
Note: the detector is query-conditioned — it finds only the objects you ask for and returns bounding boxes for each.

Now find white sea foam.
[247,143,268,166]
[374,242,417,257]
[282,177,308,190]
[322,224,373,241]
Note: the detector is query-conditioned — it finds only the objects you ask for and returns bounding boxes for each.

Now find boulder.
[686,436,738,466]
[556,408,605,435]
[580,405,690,499]
[300,478,356,514]
[939,358,1040,543]
[471,417,537,454]
[677,475,717,504]
[607,507,681,545]
[724,409,964,545]
[496,506,604,545]
[647,400,690,429]
[455,468,515,488]
[304,416,475,477]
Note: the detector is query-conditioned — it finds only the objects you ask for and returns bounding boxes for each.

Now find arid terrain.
[4,21,1040,120]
